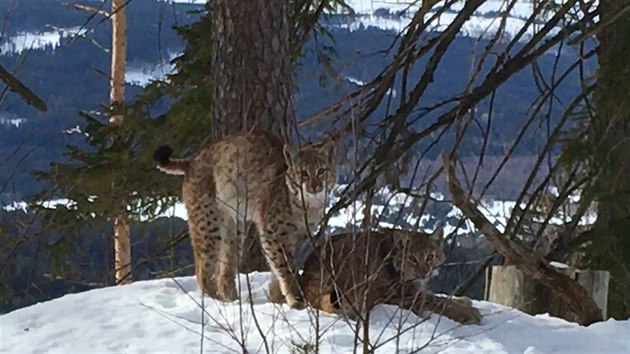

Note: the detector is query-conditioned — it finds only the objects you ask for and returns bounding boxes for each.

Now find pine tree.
[582,0,630,319]
[30,0,350,280]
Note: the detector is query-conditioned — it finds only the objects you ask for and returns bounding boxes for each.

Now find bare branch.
[65,2,110,17]
[0,63,47,112]
[443,154,603,325]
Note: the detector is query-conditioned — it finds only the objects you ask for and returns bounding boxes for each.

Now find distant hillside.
[0,0,595,200]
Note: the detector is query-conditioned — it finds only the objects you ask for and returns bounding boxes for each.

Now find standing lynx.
[153,129,336,308]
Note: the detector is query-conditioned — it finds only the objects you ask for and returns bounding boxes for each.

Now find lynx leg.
[254,215,304,309]
[267,275,286,304]
[193,248,218,298]
[188,217,223,299]
[214,215,239,302]
[184,180,233,301]
[451,295,474,307]
[406,292,482,325]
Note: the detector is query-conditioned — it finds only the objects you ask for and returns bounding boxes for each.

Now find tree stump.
[485,264,609,323]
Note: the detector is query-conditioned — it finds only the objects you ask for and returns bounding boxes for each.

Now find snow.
[0,27,88,55]
[0,113,26,128]
[2,183,597,242]
[1,273,627,353]
[549,261,570,269]
[1,0,583,59]
[164,0,571,40]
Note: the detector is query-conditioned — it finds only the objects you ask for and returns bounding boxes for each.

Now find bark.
[109,0,126,126]
[211,0,293,138]
[210,1,294,271]
[114,216,132,284]
[443,155,603,325]
[110,0,132,284]
[586,0,630,319]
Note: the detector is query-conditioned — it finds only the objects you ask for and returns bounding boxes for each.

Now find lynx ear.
[319,140,336,163]
[430,226,444,242]
[392,230,408,247]
[283,144,298,164]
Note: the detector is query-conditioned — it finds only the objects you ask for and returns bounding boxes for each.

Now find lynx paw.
[267,277,286,304]
[216,278,239,302]
[287,298,306,310]
[451,296,473,307]
[451,305,482,325]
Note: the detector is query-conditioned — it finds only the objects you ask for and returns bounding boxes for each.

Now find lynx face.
[283,142,337,196]
[389,227,446,283]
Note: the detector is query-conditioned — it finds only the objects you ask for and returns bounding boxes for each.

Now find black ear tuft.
[153,145,173,164]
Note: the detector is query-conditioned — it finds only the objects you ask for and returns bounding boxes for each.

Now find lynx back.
[285,227,481,324]
[154,129,337,308]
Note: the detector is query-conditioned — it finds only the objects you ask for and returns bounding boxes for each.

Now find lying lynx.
[269,227,482,324]
[154,129,336,308]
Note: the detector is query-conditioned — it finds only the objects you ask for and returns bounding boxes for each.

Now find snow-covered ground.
[1,273,627,353]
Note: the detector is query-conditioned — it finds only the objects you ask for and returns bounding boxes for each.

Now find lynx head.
[387,227,446,283]
[283,141,337,196]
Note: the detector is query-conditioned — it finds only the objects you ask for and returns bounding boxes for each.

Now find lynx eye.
[425,253,434,263]
[316,168,329,176]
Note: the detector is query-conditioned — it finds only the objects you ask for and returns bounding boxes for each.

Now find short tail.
[153,145,190,176]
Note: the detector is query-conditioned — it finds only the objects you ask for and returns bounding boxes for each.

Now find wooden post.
[485,265,609,323]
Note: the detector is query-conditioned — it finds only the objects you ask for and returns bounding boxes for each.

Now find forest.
[1,0,594,199]
[1,1,628,352]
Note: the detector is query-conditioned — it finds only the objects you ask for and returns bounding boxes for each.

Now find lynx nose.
[309,179,321,192]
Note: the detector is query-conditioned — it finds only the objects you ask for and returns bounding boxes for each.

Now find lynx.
[269,227,482,324]
[153,129,336,308]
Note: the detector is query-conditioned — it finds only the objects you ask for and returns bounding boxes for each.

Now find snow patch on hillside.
[0,27,88,55]
[164,0,568,40]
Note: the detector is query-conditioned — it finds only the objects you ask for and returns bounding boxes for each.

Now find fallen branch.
[442,154,603,326]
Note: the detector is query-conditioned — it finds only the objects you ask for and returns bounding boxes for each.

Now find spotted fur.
[154,129,336,308]
[270,227,481,324]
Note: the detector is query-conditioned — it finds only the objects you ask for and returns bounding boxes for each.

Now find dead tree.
[109,0,132,285]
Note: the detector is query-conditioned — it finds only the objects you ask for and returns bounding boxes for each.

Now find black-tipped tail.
[153,145,190,176]
[153,145,174,164]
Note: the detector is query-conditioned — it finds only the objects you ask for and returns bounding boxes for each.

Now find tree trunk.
[110,0,132,284]
[211,0,293,138]
[114,217,131,284]
[109,0,126,127]
[586,0,630,319]
[210,0,294,271]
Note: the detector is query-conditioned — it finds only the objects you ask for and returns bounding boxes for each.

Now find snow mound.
[1,273,628,353]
